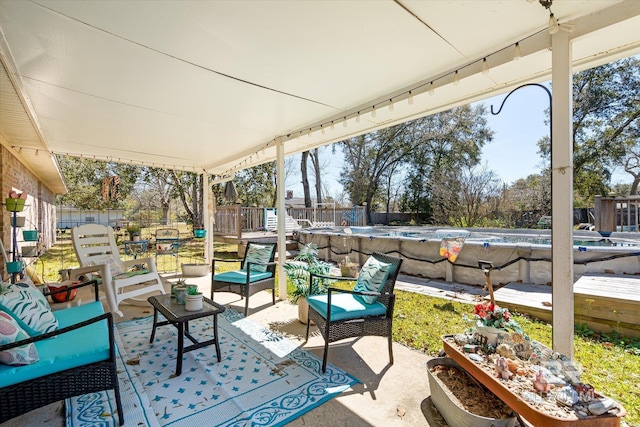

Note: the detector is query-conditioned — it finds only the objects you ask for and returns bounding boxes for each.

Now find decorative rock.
[468,353,483,362]
[588,398,616,415]
[453,333,472,346]
[496,343,517,359]
[522,391,543,404]
[556,386,579,407]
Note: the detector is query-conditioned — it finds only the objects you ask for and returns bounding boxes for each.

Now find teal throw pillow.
[0,282,58,336]
[0,310,39,365]
[353,257,392,304]
[244,244,273,273]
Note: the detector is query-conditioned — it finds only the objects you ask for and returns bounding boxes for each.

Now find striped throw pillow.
[353,257,391,304]
[0,282,58,336]
[244,244,273,273]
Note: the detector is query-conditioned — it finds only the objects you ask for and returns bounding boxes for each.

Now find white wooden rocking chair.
[70,224,166,317]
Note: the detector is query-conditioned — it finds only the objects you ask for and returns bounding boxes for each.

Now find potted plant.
[126,223,141,241]
[339,255,360,277]
[185,285,203,311]
[283,243,332,324]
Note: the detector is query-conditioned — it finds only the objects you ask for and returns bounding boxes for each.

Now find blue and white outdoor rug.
[66,309,357,427]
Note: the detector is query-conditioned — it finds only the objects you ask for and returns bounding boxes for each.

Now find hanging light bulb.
[548,13,559,34]
[308,129,313,137]
[388,99,394,112]
[35,150,39,156]
[356,112,361,123]
[330,121,335,131]
[482,58,489,75]
[428,82,434,96]
[371,106,376,118]
[408,91,414,105]
[453,71,460,86]
[343,117,348,127]
[320,125,325,135]
[514,42,521,60]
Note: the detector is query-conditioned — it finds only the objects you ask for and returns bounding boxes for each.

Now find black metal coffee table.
[148,294,226,376]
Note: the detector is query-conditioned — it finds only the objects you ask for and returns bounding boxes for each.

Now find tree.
[538,57,640,202]
[234,162,277,207]
[140,168,175,224]
[430,164,502,226]
[402,104,494,222]
[339,123,414,222]
[169,171,204,227]
[56,156,138,210]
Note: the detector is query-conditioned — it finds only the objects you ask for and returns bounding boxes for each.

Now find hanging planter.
[5,198,25,212]
[194,228,206,238]
[11,216,26,227]
[22,230,39,241]
[6,261,23,274]
[21,246,38,257]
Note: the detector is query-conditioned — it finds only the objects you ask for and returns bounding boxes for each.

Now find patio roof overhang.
[0,0,639,188]
[1,0,640,359]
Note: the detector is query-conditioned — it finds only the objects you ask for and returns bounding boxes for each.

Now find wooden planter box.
[442,336,626,426]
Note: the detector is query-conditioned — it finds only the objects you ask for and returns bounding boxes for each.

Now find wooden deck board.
[493,274,640,338]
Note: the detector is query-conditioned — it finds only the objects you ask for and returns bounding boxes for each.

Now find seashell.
[506,358,520,373]
[588,397,615,415]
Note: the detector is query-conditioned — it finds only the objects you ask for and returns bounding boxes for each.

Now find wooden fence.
[213,205,366,238]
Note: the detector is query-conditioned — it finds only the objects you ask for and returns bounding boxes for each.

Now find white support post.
[551,30,574,359]
[202,172,211,263]
[276,139,287,300]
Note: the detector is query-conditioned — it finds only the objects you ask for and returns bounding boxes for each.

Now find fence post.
[235,204,242,239]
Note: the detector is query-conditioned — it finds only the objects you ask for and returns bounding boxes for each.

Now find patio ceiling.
[0,0,639,194]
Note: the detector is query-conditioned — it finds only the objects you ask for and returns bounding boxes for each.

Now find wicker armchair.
[305,252,403,373]
[211,242,277,316]
[0,280,123,425]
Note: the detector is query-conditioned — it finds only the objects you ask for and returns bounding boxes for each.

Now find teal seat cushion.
[214,270,272,284]
[307,293,387,322]
[0,301,110,388]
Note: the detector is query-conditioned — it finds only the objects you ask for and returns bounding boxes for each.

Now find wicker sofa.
[0,280,123,425]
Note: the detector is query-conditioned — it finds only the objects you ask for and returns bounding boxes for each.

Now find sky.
[286,81,629,199]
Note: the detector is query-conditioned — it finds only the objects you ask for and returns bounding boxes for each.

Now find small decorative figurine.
[494,356,512,380]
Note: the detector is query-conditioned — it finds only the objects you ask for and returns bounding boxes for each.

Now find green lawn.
[34,239,640,426]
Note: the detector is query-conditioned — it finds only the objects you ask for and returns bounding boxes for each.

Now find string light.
[370,106,376,118]
[320,125,325,135]
[343,117,347,127]
[482,58,489,75]
[408,91,414,105]
[514,42,521,60]
[453,71,460,85]
[356,112,361,123]
[388,99,394,112]
[428,82,434,95]
[330,121,335,131]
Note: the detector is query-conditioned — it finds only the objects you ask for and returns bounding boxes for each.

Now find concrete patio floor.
[2,273,489,427]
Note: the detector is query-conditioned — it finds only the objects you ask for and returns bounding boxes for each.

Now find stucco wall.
[1,145,57,280]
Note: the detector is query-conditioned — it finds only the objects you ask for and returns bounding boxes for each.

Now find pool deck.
[492,274,640,338]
